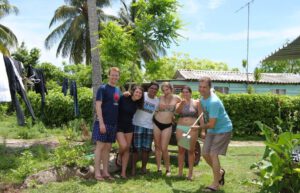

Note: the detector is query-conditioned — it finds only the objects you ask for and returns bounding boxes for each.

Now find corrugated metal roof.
[262,35,300,62]
[174,70,300,84]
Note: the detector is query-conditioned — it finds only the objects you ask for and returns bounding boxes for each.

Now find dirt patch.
[229,140,265,147]
[0,137,59,149]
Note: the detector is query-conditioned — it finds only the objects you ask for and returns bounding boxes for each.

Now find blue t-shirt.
[200,93,232,134]
[96,84,121,125]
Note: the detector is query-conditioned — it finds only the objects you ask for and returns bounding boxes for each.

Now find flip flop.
[186,176,193,181]
[103,175,115,180]
[203,186,218,192]
[219,168,225,185]
[95,175,104,181]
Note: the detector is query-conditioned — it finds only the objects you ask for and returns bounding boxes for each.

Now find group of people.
[92,67,233,192]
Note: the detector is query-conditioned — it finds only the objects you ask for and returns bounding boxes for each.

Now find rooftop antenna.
[235,0,255,83]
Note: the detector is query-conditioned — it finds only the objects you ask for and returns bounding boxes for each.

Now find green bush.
[26,87,93,126]
[219,94,300,136]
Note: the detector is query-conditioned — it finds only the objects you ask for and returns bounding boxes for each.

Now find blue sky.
[3,0,300,72]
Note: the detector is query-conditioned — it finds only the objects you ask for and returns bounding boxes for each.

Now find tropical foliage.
[0,0,18,55]
[11,42,41,68]
[251,121,300,193]
[259,59,300,73]
[145,52,236,80]
[118,0,182,65]
[45,0,111,64]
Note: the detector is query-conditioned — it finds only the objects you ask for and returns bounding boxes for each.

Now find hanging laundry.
[62,78,69,96]
[0,53,11,102]
[70,80,80,117]
[27,65,48,116]
[3,56,36,125]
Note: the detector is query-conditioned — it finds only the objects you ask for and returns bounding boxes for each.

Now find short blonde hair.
[108,67,120,75]
[161,82,173,91]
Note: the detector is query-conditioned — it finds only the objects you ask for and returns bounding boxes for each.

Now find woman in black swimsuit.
[116,86,144,178]
[153,82,181,176]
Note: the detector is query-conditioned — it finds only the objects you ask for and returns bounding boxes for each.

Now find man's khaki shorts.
[202,132,232,156]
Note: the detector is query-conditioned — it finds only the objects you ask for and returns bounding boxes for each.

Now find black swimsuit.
[153,116,172,130]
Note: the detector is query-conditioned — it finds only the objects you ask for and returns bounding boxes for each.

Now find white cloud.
[208,0,225,10]
[102,7,118,17]
[178,0,201,16]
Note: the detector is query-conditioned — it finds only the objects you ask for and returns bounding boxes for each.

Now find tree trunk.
[87,0,102,119]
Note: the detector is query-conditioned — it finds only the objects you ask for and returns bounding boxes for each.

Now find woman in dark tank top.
[175,86,202,180]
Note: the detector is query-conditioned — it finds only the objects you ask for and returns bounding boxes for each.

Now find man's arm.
[200,118,216,130]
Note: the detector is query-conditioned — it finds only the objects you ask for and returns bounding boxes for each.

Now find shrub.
[11,150,36,179]
[26,87,93,126]
[52,139,92,168]
[219,94,300,136]
[251,121,300,193]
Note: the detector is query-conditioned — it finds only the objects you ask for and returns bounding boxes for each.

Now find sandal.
[157,169,162,174]
[186,176,193,181]
[219,168,225,185]
[166,170,171,177]
[203,186,218,192]
[95,175,105,181]
[103,175,115,180]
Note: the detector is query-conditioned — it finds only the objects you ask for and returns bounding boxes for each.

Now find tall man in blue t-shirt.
[197,77,232,192]
[92,67,121,181]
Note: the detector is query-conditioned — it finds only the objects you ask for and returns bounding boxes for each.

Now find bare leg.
[187,129,198,179]
[176,129,185,176]
[94,141,105,178]
[203,154,213,168]
[131,151,138,176]
[116,132,127,165]
[141,151,149,173]
[153,127,162,171]
[120,133,133,178]
[101,143,112,177]
[210,154,221,188]
[161,127,172,175]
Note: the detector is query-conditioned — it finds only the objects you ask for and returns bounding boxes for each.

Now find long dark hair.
[131,85,144,109]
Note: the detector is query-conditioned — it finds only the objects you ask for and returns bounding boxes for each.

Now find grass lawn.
[22,146,264,193]
[0,115,74,139]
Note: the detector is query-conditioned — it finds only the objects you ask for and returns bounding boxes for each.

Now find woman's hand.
[200,130,206,140]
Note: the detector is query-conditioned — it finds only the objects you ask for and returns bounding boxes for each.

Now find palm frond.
[49,5,78,27]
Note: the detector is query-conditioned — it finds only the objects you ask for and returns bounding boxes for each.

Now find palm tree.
[118,0,166,66]
[45,0,111,65]
[0,0,18,55]
[87,0,102,119]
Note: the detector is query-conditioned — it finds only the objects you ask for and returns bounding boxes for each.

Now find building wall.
[165,80,300,95]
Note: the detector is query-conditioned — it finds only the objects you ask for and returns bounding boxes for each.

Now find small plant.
[11,150,36,179]
[52,140,92,168]
[251,121,300,193]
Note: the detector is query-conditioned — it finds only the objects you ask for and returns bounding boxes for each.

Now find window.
[173,85,184,94]
[271,89,286,95]
[214,87,229,94]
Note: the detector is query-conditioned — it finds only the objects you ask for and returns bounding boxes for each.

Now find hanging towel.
[0,53,11,102]
[62,78,69,96]
[70,80,80,117]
